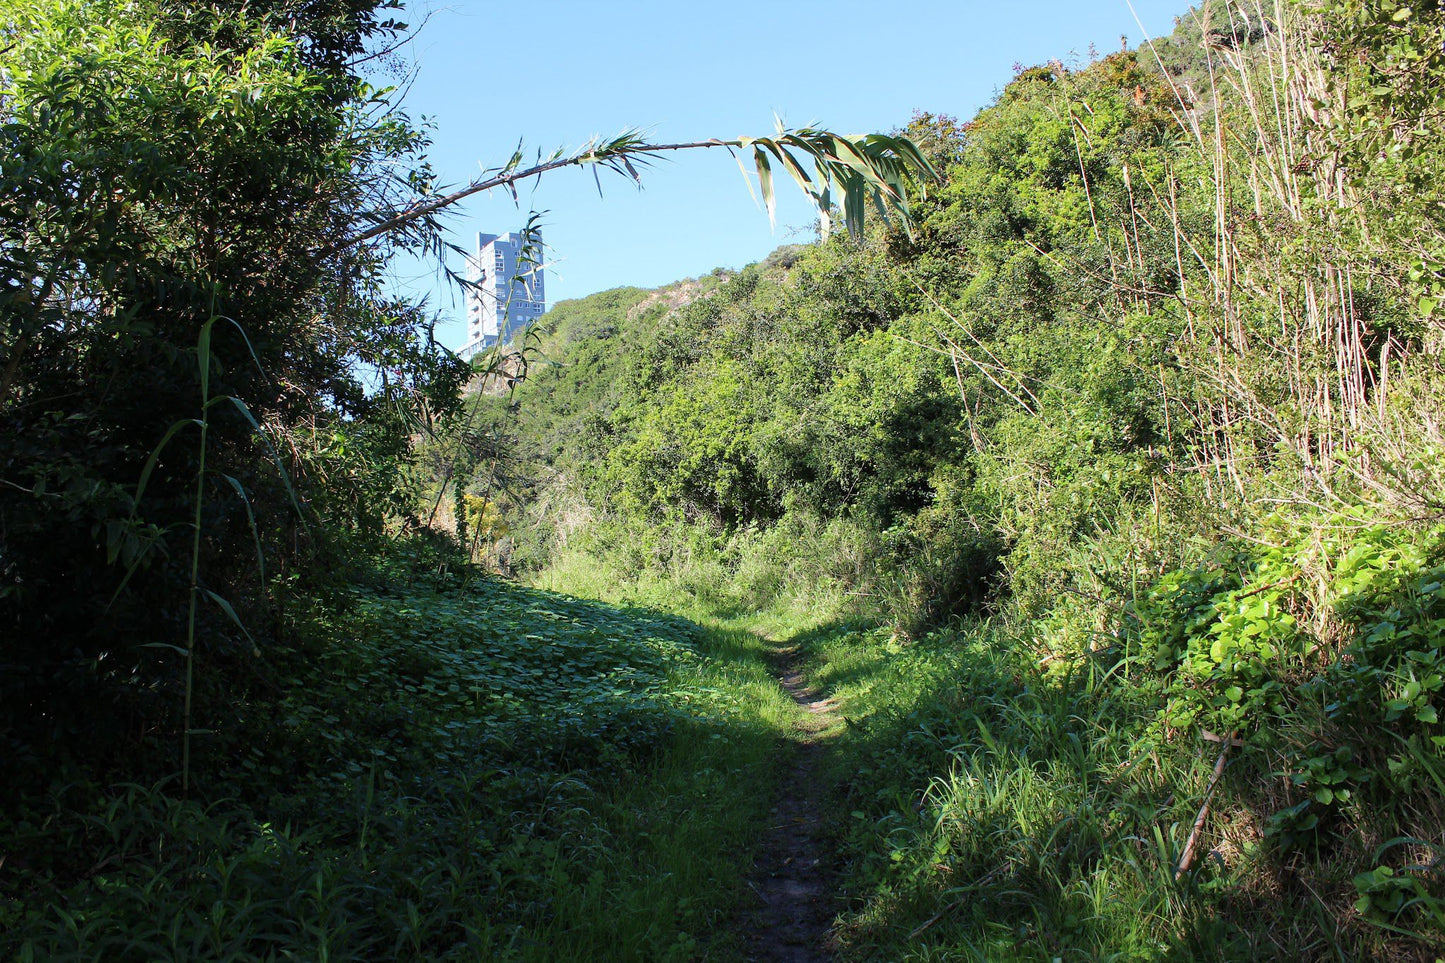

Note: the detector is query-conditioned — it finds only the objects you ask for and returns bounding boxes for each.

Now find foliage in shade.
[1,543,795,958]
[0,0,472,789]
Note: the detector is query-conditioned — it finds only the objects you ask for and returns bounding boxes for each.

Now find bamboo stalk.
[1175,741,1231,880]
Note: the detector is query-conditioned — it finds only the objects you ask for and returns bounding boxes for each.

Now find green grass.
[532,549,1307,958]
[13,529,1443,960]
[795,613,1445,961]
[1,548,799,961]
[528,522,1445,961]
[799,620,1216,960]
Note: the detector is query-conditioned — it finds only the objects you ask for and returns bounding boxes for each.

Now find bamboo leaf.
[212,315,272,385]
[754,147,775,228]
[220,473,265,586]
[827,134,878,178]
[842,169,867,238]
[770,144,815,191]
[331,122,935,251]
[139,642,191,656]
[201,587,259,652]
[728,145,760,208]
[197,316,214,398]
[214,395,306,524]
[134,418,203,508]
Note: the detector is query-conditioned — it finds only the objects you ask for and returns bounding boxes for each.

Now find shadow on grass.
[1,569,792,962]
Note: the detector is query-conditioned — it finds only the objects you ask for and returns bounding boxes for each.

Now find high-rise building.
[458,230,545,360]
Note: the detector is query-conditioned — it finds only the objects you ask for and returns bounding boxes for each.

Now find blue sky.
[382,0,1192,350]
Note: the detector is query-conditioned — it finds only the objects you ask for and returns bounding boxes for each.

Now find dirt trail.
[741,643,843,962]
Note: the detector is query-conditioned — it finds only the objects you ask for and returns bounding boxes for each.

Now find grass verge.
[801,610,1445,961]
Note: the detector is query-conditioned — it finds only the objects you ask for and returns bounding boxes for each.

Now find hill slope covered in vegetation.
[448,2,1445,956]
[6,0,1445,958]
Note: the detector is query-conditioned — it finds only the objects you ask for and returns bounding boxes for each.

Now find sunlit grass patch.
[801,621,1255,959]
[800,575,1445,962]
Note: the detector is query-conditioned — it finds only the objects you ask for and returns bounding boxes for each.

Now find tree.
[0,0,939,789]
[0,0,462,788]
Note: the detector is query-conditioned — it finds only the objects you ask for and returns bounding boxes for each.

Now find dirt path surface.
[741,644,843,962]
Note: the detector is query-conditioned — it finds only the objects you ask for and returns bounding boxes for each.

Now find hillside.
[6,0,1445,959]
[448,3,1445,956]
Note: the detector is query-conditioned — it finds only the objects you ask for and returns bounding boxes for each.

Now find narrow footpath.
[741,642,844,962]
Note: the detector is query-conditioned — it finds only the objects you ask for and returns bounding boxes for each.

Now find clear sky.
[382,0,1192,351]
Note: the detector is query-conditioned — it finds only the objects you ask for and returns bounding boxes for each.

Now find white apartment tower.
[458,230,545,360]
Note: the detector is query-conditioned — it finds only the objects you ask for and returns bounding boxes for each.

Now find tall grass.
[801,610,1439,959]
[1124,0,1429,516]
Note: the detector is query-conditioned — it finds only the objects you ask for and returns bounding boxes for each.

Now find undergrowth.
[0,540,793,960]
[804,510,1445,961]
